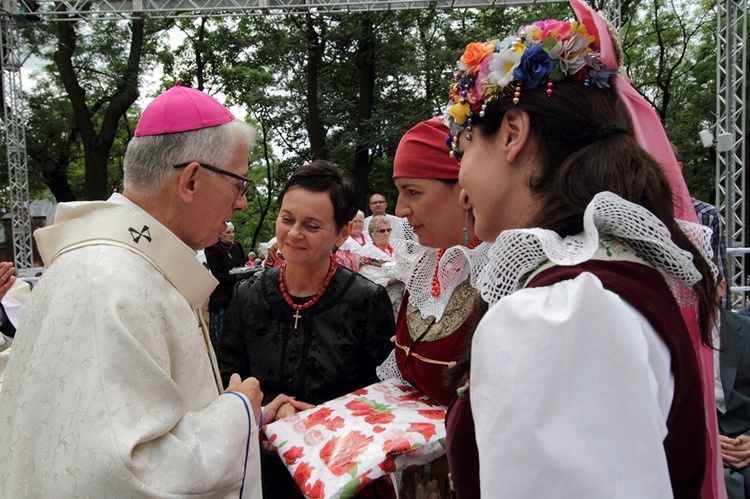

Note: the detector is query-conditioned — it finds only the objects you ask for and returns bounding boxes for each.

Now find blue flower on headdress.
[496,35,517,50]
[513,44,554,89]
[587,66,618,88]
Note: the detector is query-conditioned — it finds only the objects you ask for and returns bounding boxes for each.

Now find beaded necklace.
[219,241,234,255]
[431,238,482,297]
[279,258,338,330]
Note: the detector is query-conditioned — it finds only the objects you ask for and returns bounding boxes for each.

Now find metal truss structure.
[5,0,560,19]
[1,7,32,269]
[717,0,747,307]
[0,0,745,291]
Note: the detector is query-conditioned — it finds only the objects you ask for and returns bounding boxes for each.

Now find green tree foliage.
[11,2,723,243]
[15,15,169,201]
[620,0,717,201]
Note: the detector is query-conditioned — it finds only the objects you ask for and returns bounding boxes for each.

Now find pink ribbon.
[570,1,725,496]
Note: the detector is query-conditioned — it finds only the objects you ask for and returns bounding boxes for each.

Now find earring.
[463,210,469,246]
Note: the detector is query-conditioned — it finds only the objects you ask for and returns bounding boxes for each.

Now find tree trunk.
[43,128,78,202]
[353,14,376,210]
[54,17,145,200]
[305,14,327,160]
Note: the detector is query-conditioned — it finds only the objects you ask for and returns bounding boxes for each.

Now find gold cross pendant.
[293,309,302,330]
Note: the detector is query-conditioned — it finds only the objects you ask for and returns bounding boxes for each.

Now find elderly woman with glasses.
[359,215,404,317]
[333,210,369,272]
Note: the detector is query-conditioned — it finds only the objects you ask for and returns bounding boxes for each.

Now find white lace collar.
[391,218,491,322]
[475,191,715,307]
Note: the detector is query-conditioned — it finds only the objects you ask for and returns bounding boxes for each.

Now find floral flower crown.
[444,18,619,158]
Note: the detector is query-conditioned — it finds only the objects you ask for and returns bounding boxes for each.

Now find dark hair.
[278,160,358,231]
[473,80,717,344]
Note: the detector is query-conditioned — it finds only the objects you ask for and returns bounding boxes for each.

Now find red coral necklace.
[431,238,482,297]
[279,258,338,330]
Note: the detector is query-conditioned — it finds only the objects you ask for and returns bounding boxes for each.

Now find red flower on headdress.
[319,430,374,476]
[541,20,573,40]
[460,41,497,74]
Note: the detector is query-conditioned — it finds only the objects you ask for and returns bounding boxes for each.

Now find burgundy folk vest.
[445,260,706,498]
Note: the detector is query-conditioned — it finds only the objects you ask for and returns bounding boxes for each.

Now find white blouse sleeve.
[470,271,674,498]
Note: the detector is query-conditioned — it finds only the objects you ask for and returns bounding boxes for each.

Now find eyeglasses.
[369,200,386,205]
[375,228,392,234]
[174,162,251,197]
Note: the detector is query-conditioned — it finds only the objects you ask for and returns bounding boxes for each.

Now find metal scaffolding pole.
[717,0,747,307]
[1,0,32,270]
[3,0,561,19]
[602,0,621,31]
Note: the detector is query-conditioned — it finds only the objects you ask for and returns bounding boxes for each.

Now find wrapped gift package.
[263,378,447,499]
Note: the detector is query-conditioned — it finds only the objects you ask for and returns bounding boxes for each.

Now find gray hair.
[355,210,365,219]
[123,119,256,197]
[368,214,390,234]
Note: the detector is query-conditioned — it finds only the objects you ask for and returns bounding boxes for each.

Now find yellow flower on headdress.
[571,22,595,44]
[522,25,542,43]
[559,22,596,75]
[512,39,526,55]
[461,41,497,74]
[449,95,471,126]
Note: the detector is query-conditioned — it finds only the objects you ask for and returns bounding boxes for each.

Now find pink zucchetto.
[393,117,459,180]
[134,82,235,137]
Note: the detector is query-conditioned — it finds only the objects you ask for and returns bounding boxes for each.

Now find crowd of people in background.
[1,1,749,498]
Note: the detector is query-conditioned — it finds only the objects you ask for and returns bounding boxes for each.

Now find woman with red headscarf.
[383,117,490,407]
[375,116,491,496]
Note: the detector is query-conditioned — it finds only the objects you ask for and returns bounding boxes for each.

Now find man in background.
[673,142,730,309]
[714,280,750,498]
[364,192,403,237]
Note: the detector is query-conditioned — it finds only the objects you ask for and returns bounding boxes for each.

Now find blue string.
[227,391,253,498]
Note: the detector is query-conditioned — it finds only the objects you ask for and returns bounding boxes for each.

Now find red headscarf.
[393,117,458,180]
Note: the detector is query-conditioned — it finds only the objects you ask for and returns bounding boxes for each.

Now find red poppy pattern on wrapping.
[264,379,447,499]
[319,430,374,476]
[345,397,396,425]
[299,407,347,432]
[306,479,326,499]
[283,446,305,465]
[305,408,334,428]
[408,422,437,441]
[294,461,314,487]
[417,409,446,420]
